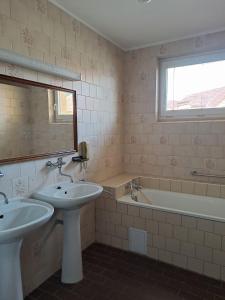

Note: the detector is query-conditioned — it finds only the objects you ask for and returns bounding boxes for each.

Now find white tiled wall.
[0,0,124,295]
[123,30,225,184]
[0,0,124,182]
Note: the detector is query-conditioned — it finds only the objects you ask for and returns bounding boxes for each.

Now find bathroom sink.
[0,199,54,244]
[32,181,103,285]
[0,198,54,300]
[32,181,103,210]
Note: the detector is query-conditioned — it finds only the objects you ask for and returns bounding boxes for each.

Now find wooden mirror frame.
[0,74,78,165]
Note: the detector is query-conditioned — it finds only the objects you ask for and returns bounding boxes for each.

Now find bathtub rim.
[117,191,225,223]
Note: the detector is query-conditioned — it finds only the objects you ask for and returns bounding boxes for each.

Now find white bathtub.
[118,188,225,222]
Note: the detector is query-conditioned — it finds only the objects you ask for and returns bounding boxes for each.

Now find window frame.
[158,50,225,121]
[54,91,74,123]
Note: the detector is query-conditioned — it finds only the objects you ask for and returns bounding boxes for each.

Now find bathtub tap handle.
[131,180,142,191]
[128,180,141,202]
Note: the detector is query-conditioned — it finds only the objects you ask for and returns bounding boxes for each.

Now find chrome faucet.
[0,192,9,204]
[127,179,142,202]
[131,179,142,192]
[46,157,74,183]
[46,157,66,168]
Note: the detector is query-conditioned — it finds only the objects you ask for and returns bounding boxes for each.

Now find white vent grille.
[128,227,147,255]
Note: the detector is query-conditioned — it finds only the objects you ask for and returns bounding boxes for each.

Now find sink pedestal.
[62,209,83,283]
[0,240,23,300]
[32,181,103,284]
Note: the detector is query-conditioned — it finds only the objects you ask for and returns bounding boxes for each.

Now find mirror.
[0,75,77,164]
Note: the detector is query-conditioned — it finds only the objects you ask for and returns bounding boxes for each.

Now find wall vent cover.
[128,227,147,255]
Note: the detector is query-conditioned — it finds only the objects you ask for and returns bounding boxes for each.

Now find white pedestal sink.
[32,181,103,283]
[0,199,54,300]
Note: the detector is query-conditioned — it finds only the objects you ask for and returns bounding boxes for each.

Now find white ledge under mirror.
[0,48,81,81]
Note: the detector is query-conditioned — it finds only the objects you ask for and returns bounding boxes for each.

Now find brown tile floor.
[26,243,225,300]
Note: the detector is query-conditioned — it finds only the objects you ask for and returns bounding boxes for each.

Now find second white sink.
[32,181,103,285]
[32,181,103,210]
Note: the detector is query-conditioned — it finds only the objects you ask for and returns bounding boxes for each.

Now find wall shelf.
[72,156,89,163]
[0,48,81,81]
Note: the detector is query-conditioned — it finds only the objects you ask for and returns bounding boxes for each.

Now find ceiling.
[50,0,225,51]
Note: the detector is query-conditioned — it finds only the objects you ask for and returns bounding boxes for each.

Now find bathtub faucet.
[129,179,142,202]
[131,180,142,191]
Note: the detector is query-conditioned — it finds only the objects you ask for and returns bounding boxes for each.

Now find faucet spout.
[0,192,9,204]
[58,166,73,183]
[46,157,74,183]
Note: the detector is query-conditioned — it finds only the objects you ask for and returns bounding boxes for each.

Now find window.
[159,51,225,121]
[54,91,74,123]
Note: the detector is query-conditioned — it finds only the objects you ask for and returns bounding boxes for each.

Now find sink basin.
[32,181,103,284]
[0,198,54,300]
[0,199,54,244]
[32,181,103,209]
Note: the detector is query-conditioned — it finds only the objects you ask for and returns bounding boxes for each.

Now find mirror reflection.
[0,78,76,162]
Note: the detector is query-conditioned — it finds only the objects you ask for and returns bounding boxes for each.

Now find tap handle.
[57,157,66,165]
[46,158,66,168]
[46,161,53,167]
[0,171,4,178]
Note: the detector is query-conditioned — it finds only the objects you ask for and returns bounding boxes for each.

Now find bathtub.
[117,188,225,222]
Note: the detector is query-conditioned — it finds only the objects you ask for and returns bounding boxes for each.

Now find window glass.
[159,51,225,120]
[57,91,73,115]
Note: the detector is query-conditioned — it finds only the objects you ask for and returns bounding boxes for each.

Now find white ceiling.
[50,0,225,51]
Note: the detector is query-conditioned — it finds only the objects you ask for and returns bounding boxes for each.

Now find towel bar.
[191,170,225,179]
